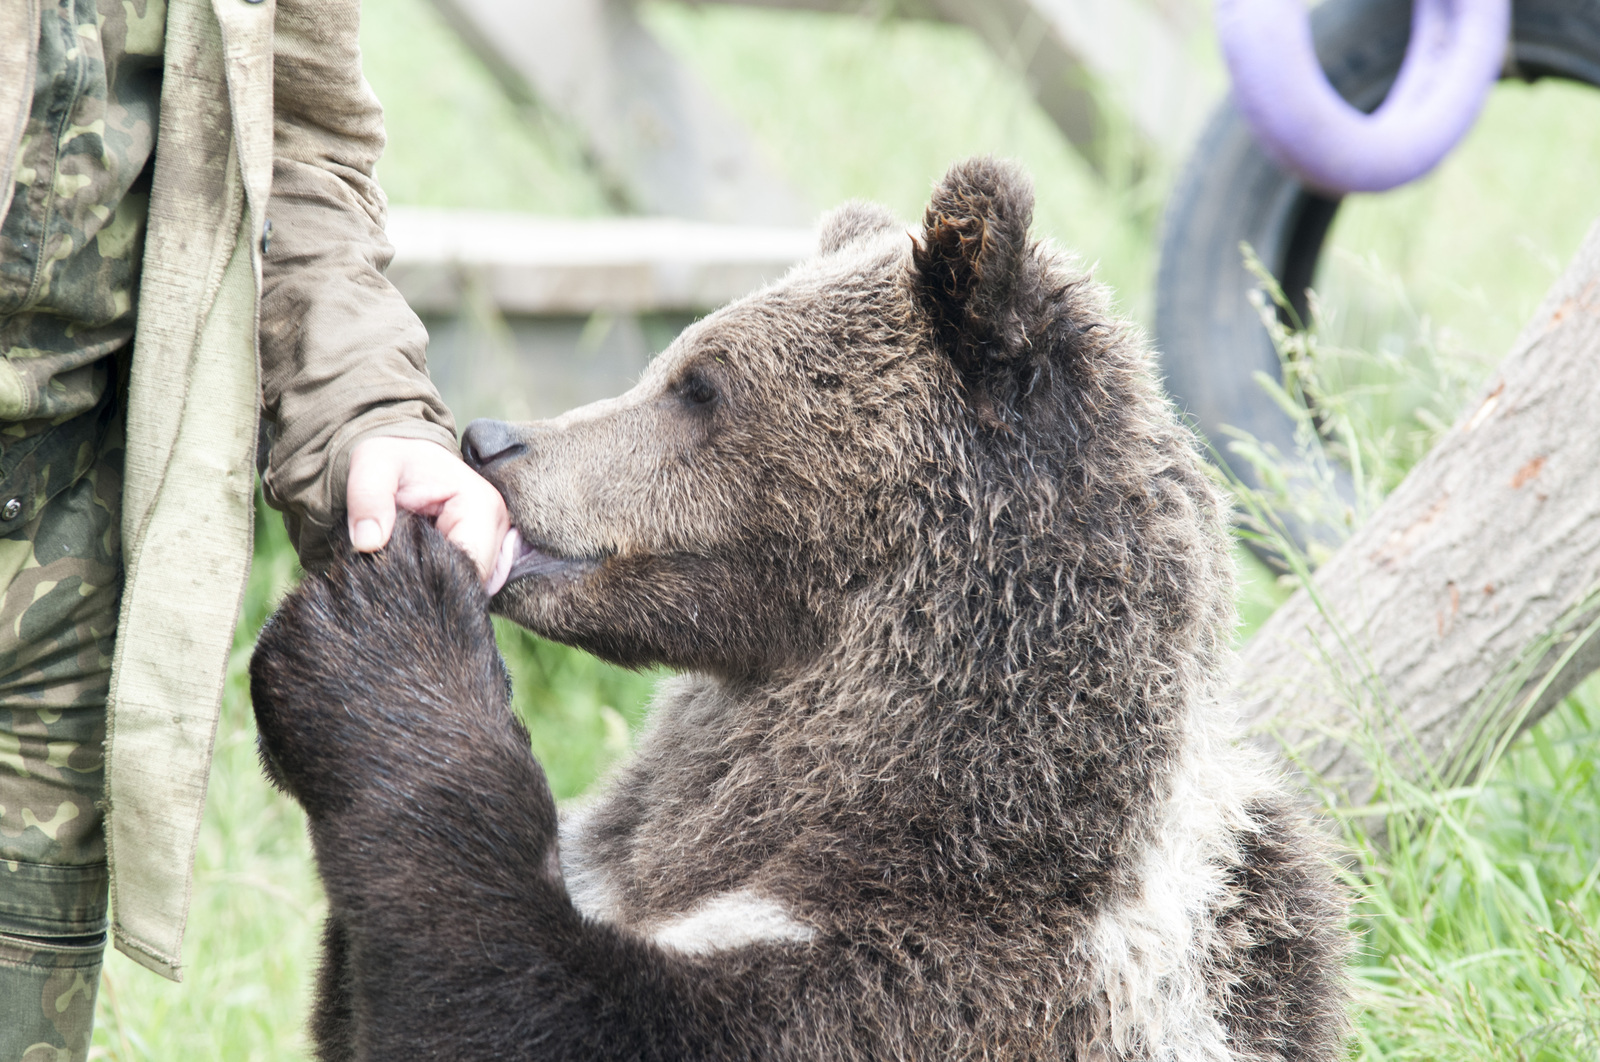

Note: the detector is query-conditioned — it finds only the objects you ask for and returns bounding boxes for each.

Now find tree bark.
[1236,220,1600,804]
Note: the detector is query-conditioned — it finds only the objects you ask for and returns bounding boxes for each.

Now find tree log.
[1236,219,1600,803]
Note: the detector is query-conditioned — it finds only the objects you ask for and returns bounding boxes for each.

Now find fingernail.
[352,519,383,551]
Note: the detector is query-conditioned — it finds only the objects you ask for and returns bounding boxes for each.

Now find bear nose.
[462,418,526,472]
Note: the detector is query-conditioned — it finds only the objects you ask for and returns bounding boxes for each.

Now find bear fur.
[250,157,1348,1061]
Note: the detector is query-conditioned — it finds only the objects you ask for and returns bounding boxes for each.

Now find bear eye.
[677,372,719,409]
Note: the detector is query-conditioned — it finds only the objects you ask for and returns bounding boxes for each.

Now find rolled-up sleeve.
[258,0,457,565]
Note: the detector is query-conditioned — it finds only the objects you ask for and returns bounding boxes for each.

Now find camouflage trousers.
[0,396,124,1062]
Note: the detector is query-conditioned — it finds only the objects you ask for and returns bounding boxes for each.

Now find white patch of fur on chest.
[558,806,814,957]
[648,889,816,956]
[1082,713,1270,1062]
[558,803,625,926]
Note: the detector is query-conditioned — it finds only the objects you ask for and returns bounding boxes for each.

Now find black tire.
[1154,0,1600,551]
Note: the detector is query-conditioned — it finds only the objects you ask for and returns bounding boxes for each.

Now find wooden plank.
[385,207,818,314]
[1237,220,1600,803]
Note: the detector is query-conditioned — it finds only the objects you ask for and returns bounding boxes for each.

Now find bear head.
[465,157,1232,692]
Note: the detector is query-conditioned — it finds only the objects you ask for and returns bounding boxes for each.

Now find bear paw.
[249,513,515,816]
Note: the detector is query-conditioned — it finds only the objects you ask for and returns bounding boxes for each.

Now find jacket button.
[2,499,21,521]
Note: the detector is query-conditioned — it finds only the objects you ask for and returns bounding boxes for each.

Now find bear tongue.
[503,531,581,584]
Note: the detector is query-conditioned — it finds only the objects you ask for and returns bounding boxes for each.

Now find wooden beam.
[385,207,817,314]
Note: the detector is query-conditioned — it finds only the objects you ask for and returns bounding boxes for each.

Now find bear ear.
[818,200,901,255]
[911,157,1036,385]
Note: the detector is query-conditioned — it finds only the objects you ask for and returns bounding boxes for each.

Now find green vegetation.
[1347,686,1600,1060]
[91,3,1600,1056]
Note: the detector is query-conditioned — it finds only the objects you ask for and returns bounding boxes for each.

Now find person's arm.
[259,0,506,579]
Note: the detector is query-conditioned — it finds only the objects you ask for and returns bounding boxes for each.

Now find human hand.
[345,436,515,592]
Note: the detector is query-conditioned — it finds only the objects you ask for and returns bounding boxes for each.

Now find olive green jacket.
[1,0,457,980]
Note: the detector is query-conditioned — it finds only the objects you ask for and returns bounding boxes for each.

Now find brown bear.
[250,157,1348,1061]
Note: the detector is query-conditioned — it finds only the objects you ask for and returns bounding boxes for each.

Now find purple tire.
[1219,0,1510,194]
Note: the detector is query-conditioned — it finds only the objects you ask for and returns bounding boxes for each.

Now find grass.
[88,2,1600,1056]
[1345,684,1600,1060]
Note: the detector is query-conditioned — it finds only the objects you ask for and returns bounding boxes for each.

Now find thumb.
[345,443,402,552]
